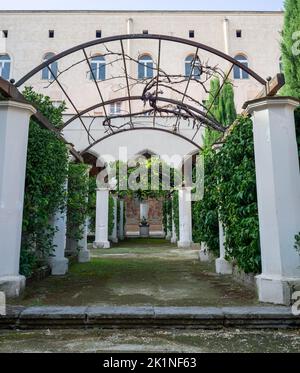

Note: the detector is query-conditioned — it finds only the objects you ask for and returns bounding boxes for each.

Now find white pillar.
[215,219,232,274]
[246,97,300,305]
[49,205,69,275]
[78,217,90,262]
[140,201,149,221]
[0,100,36,297]
[177,187,193,248]
[93,188,110,249]
[110,195,118,243]
[171,200,177,244]
[118,199,125,240]
[78,170,91,262]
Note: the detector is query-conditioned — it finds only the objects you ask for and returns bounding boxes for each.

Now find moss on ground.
[10,239,258,307]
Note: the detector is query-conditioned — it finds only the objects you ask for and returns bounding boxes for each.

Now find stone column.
[215,219,232,274]
[140,201,149,221]
[93,188,110,249]
[78,169,91,262]
[0,100,36,297]
[246,96,300,305]
[49,181,69,275]
[78,217,90,262]
[118,198,125,240]
[177,187,193,248]
[171,199,177,244]
[110,195,118,243]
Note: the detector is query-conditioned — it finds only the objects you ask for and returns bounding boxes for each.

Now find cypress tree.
[281,0,300,98]
[281,0,300,156]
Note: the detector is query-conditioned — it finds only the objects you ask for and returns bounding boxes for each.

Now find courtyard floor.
[1,328,300,353]
[10,238,258,307]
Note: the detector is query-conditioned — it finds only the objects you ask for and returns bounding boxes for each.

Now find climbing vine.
[67,163,89,244]
[192,115,261,273]
[172,191,180,239]
[192,148,219,256]
[108,195,115,236]
[217,115,260,273]
[20,88,68,277]
[163,198,172,235]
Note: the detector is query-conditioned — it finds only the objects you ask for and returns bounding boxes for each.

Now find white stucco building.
[0,10,283,160]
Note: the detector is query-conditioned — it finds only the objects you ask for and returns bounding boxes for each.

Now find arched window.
[42,53,58,80]
[185,55,202,80]
[0,54,11,80]
[90,55,106,81]
[233,54,249,79]
[138,55,153,79]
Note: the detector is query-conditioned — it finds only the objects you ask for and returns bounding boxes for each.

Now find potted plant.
[139,216,150,237]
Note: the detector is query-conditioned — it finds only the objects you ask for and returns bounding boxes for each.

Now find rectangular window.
[143,30,148,34]
[96,30,102,38]
[2,30,8,38]
[49,30,55,38]
[236,30,242,38]
[110,102,121,115]
[189,30,195,38]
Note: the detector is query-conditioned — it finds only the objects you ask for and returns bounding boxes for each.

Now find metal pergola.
[1,34,282,159]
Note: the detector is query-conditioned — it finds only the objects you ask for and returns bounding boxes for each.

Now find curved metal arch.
[80,127,202,155]
[61,95,225,132]
[15,33,267,87]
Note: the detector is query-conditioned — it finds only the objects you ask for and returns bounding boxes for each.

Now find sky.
[0,0,285,11]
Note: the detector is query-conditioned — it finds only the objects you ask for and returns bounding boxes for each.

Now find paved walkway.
[10,239,258,308]
[1,328,300,352]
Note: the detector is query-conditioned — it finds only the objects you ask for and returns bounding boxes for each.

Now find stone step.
[1,306,299,330]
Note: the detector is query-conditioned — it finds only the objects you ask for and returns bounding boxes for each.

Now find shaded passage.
[10,239,258,307]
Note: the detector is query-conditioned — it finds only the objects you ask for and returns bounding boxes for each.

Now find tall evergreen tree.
[203,77,237,148]
[281,0,300,154]
[281,0,300,98]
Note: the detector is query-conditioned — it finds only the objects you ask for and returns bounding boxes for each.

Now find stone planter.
[139,225,150,237]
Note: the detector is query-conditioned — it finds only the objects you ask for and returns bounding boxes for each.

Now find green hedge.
[20,88,68,277]
[172,191,180,239]
[192,115,261,273]
[108,195,115,236]
[67,163,89,245]
[192,149,219,255]
[163,198,172,235]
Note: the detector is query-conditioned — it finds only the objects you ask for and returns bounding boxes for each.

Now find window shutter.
[2,61,10,80]
[138,62,144,79]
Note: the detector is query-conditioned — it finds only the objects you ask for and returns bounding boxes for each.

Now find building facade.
[0,10,284,160]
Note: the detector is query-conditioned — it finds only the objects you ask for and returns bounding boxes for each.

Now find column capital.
[0,99,37,115]
[244,96,300,115]
[96,187,110,192]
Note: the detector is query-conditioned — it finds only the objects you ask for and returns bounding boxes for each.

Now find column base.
[171,237,177,244]
[216,257,233,275]
[177,241,193,248]
[78,250,91,263]
[93,241,110,249]
[0,275,26,298]
[49,257,69,276]
[256,274,300,305]
[110,237,119,244]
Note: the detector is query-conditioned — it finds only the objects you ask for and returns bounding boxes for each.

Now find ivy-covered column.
[177,187,193,248]
[118,198,125,241]
[49,178,69,275]
[78,169,91,263]
[171,197,177,244]
[215,219,232,274]
[246,97,300,305]
[0,100,36,297]
[93,188,110,249]
[78,217,90,262]
[109,195,118,243]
